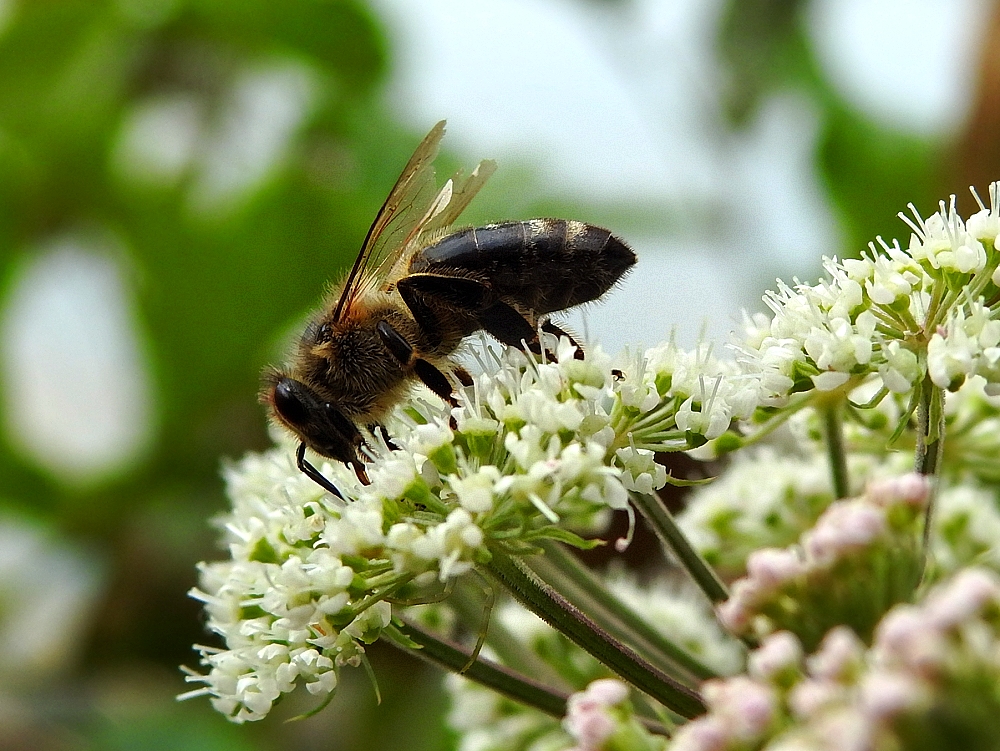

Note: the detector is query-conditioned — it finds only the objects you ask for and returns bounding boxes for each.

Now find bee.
[263,121,635,498]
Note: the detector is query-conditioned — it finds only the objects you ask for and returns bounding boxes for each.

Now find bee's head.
[261,369,363,466]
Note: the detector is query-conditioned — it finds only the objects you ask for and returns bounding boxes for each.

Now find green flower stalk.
[184,180,1000,751]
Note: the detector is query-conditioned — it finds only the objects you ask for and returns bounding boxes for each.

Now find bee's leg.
[370,423,401,451]
[540,320,586,360]
[376,320,416,366]
[398,273,543,352]
[396,274,489,349]
[475,300,539,350]
[296,442,346,500]
[414,359,463,430]
[376,319,460,426]
[453,365,474,387]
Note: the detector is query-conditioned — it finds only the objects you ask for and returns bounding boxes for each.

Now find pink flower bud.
[717,592,752,634]
[858,670,929,720]
[923,567,1000,630]
[669,716,729,751]
[807,626,865,681]
[874,607,947,674]
[788,678,845,719]
[865,473,930,509]
[747,547,806,588]
[749,631,803,681]
[563,679,629,750]
[804,502,885,565]
[703,676,777,740]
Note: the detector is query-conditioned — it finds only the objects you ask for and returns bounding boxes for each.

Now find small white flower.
[409,420,454,456]
[615,445,667,495]
[863,243,919,306]
[878,341,920,394]
[409,509,484,581]
[447,465,500,513]
[905,199,987,274]
[967,182,1000,246]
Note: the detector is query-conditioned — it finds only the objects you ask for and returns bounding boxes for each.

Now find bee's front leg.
[295,442,347,499]
[376,320,460,422]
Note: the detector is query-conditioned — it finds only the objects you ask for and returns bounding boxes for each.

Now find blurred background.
[0,0,996,748]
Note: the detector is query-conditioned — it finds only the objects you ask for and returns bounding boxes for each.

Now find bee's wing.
[420,158,497,234]
[333,123,499,321]
[333,121,447,321]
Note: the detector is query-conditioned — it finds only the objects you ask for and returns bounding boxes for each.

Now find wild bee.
[263,121,635,498]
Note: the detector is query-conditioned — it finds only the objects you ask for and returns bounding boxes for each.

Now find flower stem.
[822,400,850,499]
[914,375,946,565]
[737,391,817,448]
[389,618,569,717]
[534,540,720,681]
[630,492,729,605]
[486,549,706,719]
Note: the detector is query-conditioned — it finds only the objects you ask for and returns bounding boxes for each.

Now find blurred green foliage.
[718,0,945,254]
[0,1,454,749]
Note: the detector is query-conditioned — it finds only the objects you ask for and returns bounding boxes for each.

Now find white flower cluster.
[736,184,1000,403]
[677,376,1000,585]
[179,448,390,722]
[927,299,1000,392]
[189,336,748,722]
[640,341,762,443]
[672,568,1000,751]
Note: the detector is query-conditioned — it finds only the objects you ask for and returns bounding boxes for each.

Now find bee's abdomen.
[412,219,635,314]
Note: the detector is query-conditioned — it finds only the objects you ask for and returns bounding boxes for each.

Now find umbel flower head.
[181,337,754,722]
[717,474,930,649]
[672,568,1000,751]
[185,181,1000,751]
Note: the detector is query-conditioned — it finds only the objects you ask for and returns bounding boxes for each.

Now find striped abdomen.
[409,219,635,314]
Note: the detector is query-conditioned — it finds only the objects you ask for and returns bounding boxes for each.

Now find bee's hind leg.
[540,320,586,360]
[397,274,540,352]
[370,423,400,452]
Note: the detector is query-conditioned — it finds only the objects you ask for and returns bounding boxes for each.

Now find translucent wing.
[333,121,445,321]
[333,122,497,321]
[421,158,497,234]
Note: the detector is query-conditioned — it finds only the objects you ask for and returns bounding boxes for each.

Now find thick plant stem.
[390,618,569,717]
[823,400,850,499]
[914,376,946,563]
[487,549,706,719]
[534,541,719,681]
[630,492,729,605]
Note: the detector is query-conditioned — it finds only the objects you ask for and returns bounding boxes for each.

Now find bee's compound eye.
[317,322,333,341]
[272,378,312,427]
